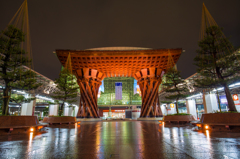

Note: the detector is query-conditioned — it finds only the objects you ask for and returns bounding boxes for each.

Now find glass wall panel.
[97,77,142,105]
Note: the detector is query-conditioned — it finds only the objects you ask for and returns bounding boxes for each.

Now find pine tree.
[162,68,189,114]
[194,26,240,112]
[9,94,35,105]
[51,69,79,116]
[0,25,41,115]
[9,93,35,115]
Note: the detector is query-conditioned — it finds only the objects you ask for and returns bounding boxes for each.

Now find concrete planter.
[196,113,240,131]
[0,116,40,128]
[200,113,240,124]
[42,116,76,124]
[164,115,196,123]
[0,116,47,134]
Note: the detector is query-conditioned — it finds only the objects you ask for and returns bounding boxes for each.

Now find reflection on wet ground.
[0,121,240,159]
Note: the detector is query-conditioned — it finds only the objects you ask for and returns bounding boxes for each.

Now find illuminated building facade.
[56,47,182,118]
[97,77,141,105]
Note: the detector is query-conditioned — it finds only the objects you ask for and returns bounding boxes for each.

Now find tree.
[0,91,36,115]
[0,25,41,115]
[194,26,240,112]
[132,93,141,100]
[51,69,79,116]
[9,93,35,104]
[9,93,35,115]
[162,68,189,114]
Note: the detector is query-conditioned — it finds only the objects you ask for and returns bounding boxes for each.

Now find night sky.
[0,0,240,80]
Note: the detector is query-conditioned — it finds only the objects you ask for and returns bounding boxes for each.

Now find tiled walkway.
[0,121,240,158]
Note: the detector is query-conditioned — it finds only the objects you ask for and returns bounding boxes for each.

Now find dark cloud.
[0,0,240,80]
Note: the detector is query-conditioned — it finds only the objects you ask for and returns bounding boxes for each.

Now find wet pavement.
[0,121,240,159]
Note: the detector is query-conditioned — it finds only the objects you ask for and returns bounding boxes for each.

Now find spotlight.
[205,125,209,129]
[30,128,34,132]
[197,124,202,127]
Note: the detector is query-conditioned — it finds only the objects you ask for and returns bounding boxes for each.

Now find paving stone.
[0,121,240,158]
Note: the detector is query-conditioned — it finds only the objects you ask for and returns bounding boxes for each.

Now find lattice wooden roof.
[55,48,182,78]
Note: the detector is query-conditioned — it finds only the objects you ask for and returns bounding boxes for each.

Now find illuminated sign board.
[233,94,239,101]
[219,95,227,104]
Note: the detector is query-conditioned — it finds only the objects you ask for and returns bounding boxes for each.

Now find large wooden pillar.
[75,68,104,118]
[135,67,163,117]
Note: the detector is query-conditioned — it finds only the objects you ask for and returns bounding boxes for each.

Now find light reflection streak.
[204,130,213,158]
[75,123,77,134]
[159,122,165,132]
[158,122,164,133]
[178,128,184,142]
[137,122,143,151]
[206,130,210,141]
[132,122,141,158]
[55,128,59,147]
[204,130,212,150]
[29,132,33,142]
[172,128,179,145]
[96,124,101,153]
[40,136,47,158]
[27,132,33,154]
